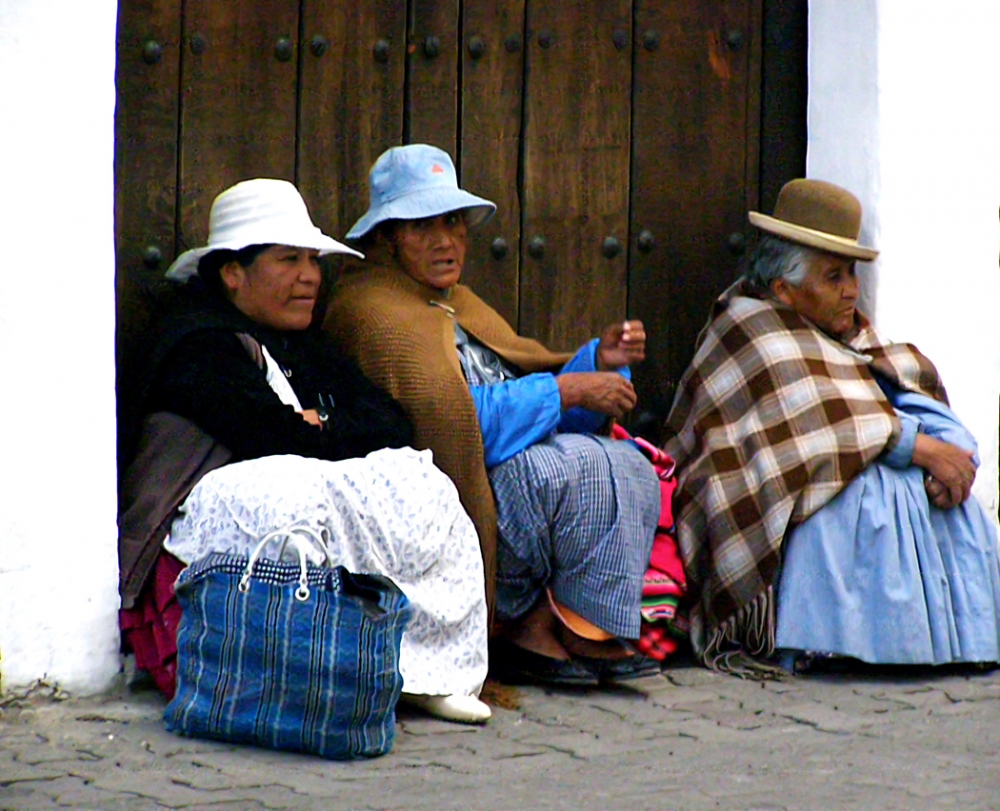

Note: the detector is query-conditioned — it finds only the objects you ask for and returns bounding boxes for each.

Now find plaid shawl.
[663,282,947,672]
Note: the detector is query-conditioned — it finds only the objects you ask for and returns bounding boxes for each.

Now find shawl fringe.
[702,587,786,679]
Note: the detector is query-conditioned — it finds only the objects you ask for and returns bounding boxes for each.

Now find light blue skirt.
[776,392,1000,664]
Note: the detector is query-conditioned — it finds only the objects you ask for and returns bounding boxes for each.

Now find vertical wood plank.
[177,0,300,253]
[114,0,183,463]
[406,0,460,156]
[744,0,764,220]
[298,0,407,245]
[459,0,526,325]
[627,0,762,425]
[519,0,633,350]
[759,0,808,214]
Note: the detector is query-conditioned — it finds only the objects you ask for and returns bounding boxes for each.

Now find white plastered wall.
[0,0,121,693]
[808,0,1000,520]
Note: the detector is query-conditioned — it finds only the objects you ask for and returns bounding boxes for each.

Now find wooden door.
[518,1,633,350]
[458,0,526,326]
[114,0,803,460]
[115,0,184,464]
[628,0,763,430]
[296,1,407,243]
[176,1,301,252]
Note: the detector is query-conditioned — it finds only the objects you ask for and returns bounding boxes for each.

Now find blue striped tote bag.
[164,528,411,759]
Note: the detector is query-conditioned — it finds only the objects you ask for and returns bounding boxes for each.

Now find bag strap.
[239,527,330,602]
[274,524,331,565]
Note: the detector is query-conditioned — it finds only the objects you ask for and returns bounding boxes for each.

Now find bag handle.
[274,524,332,566]
[238,527,329,602]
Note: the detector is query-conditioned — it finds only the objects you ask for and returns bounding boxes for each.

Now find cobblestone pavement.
[3,663,1000,811]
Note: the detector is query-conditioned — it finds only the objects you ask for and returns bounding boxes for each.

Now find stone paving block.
[52,784,164,811]
[0,768,71,788]
[89,770,310,809]
[923,700,980,717]
[709,709,794,731]
[172,805,272,811]
[647,685,719,711]
[612,673,673,695]
[667,715,796,745]
[941,680,1000,703]
[516,689,621,728]
[508,728,639,760]
[8,747,83,768]
[662,667,729,688]
[867,686,942,711]
[397,718,483,737]
[389,744,485,773]
[777,702,882,735]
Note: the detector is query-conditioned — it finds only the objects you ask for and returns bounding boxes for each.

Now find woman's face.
[392,211,468,289]
[222,245,322,330]
[774,252,860,338]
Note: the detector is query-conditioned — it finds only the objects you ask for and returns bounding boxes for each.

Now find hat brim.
[346,187,496,240]
[748,211,879,261]
[546,590,614,642]
[164,233,364,282]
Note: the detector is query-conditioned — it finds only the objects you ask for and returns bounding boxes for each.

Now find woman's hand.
[557,372,637,418]
[597,320,646,370]
[298,409,324,428]
[912,433,976,509]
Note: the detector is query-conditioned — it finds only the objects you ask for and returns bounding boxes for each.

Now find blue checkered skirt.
[489,434,660,639]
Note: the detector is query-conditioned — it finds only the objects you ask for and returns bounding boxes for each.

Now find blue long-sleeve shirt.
[468,339,632,468]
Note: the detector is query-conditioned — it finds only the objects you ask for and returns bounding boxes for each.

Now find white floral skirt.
[164,447,488,698]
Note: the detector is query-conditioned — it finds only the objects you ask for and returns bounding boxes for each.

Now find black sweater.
[139,286,414,463]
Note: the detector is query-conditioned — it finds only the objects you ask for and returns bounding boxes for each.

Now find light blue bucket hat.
[346,144,496,240]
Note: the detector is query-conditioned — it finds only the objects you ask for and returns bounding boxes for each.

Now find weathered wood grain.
[458,0,526,326]
[406,0,460,157]
[519,0,633,351]
[114,0,183,464]
[176,0,300,252]
[627,0,763,426]
[297,0,407,245]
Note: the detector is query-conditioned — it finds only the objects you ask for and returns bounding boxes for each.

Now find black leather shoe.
[489,639,600,687]
[574,653,662,683]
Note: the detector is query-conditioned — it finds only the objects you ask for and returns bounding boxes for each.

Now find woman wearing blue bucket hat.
[326,145,663,687]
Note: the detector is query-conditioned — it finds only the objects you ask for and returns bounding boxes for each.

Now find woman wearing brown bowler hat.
[665,179,1000,675]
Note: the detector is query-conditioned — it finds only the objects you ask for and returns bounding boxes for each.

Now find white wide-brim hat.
[346,144,496,240]
[165,178,363,281]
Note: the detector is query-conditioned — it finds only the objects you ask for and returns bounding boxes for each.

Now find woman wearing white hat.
[119,178,491,724]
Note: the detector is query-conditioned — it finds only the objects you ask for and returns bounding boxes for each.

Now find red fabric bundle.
[612,425,688,661]
[119,551,185,698]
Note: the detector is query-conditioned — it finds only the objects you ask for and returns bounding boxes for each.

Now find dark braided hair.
[195,243,275,297]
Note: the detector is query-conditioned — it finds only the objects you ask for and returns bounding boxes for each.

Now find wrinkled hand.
[597,320,646,370]
[557,372,637,418]
[298,408,324,428]
[912,434,976,509]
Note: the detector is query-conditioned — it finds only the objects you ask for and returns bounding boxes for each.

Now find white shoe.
[401,693,491,724]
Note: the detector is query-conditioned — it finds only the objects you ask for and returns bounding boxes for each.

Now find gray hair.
[743,236,815,293]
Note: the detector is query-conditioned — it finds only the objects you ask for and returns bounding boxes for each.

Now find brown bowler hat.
[748,179,879,261]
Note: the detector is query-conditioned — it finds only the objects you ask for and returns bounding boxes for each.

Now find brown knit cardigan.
[324,263,572,608]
